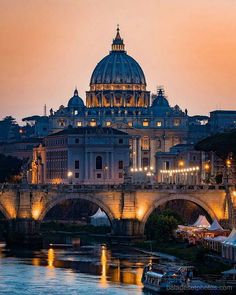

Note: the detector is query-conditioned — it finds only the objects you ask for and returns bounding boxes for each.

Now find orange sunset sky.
[0,0,236,122]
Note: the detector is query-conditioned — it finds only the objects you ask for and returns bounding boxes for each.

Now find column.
[137,137,142,169]
[111,151,114,180]
[85,151,88,180]
[150,137,156,170]
[105,152,109,181]
[89,152,93,180]
[132,138,137,169]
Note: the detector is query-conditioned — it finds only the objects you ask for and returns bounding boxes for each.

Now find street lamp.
[226,159,232,168]
[67,171,73,184]
[204,163,210,171]
[204,162,211,184]
[178,160,184,168]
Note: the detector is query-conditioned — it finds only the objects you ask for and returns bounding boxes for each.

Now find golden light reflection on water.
[47,248,55,268]
[32,257,40,267]
[99,245,144,287]
[100,245,108,287]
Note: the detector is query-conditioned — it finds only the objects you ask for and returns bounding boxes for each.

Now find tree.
[145,213,178,242]
[160,209,184,224]
[195,130,236,160]
[0,154,23,183]
[0,116,19,142]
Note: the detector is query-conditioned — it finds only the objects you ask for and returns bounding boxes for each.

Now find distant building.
[47,27,188,172]
[32,126,130,184]
[22,116,50,138]
[3,27,236,183]
[155,144,236,185]
[209,110,236,132]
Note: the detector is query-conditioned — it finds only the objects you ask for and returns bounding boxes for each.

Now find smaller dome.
[68,89,84,108]
[152,88,170,108]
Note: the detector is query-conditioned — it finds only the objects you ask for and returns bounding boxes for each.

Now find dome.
[68,89,85,108]
[90,27,146,85]
[152,88,170,108]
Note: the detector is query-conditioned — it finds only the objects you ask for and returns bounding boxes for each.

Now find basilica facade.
[49,27,188,172]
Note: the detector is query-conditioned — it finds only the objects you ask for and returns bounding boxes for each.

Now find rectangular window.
[164,161,170,170]
[174,119,181,126]
[119,172,123,178]
[97,173,102,179]
[77,121,82,127]
[106,121,111,126]
[118,138,123,144]
[118,160,123,169]
[75,172,79,178]
[75,138,80,144]
[143,121,149,127]
[156,121,162,127]
[90,120,96,127]
[75,160,80,169]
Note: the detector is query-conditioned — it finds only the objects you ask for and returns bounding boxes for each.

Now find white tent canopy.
[223,229,236,246]
[209,219,224,231]
[192,215,210,228]
[90,208,110,227]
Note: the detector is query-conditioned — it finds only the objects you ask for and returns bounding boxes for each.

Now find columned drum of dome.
[86,27,150,108]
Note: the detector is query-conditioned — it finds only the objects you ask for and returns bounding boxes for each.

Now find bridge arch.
[141,194,217,233]
[37,193,115,224]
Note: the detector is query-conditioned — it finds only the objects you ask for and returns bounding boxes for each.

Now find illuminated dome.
[90,27,146,86]
[68,89,84,108]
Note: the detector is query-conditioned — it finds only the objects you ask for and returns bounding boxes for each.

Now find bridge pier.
[112,219,145,239]
[6,218,42,249]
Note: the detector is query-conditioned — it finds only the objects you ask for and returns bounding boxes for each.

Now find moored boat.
[141,264,190,293]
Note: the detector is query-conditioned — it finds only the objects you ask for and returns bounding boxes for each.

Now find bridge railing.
[0,182,229,192]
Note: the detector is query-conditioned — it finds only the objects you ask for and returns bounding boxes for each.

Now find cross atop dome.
[111,25,125,52]
[74,87,78,96]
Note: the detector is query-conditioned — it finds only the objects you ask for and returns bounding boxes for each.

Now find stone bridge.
[0,183,235,238]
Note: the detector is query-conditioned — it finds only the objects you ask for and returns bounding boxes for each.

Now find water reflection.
[47,248,55,268]
[1,243,160,289]
[100,245,108,287]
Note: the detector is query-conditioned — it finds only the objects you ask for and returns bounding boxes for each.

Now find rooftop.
[48,126,128,137]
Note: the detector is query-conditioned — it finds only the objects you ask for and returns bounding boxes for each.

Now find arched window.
[96,156,102,170]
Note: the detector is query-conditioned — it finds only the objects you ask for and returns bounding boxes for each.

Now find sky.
[0,0,236,122]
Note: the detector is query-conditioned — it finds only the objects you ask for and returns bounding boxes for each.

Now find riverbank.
[135,240,231,276]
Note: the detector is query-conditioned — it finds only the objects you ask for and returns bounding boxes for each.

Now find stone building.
[32,126,130,184]
[155,144,236,185]
[49,27,188,172]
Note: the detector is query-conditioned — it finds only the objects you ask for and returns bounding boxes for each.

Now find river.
[0,241,188,295]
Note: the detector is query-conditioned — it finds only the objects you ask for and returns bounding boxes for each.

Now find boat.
[221,267,236,287]
[141,264,191,293]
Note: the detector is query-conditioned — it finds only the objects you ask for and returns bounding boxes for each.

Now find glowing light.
[32,203,43,220]
[178,160,184,167]
[130,168,134,172]
[137,207,145,220]
[100,245,108,287]
[204,163,210,171]
[160,166,200,175]
[139,167,143,171]
[226,159,232,167]
[51,178,62,184]
[32,257,41,266]
[67,171,73,177]
[150,166,154,171]
[47,248,55,268]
